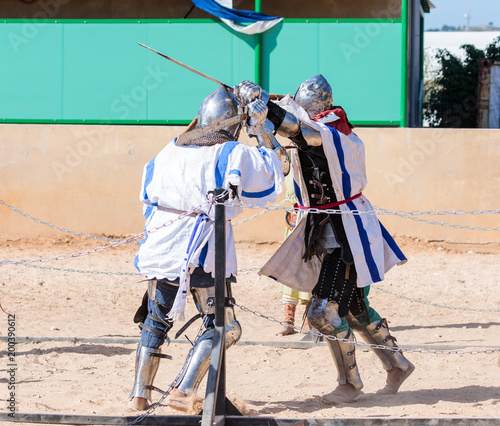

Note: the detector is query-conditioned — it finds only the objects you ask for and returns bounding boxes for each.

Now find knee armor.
[307,297,343,334]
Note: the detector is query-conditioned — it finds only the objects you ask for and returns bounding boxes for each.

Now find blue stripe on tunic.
[215,142,239,187]
[198,242,209,267]
[347,201,382,283]
[329,128,351,199]
[136,159,157,273]
[241,184,275,198]
[258,148,271,158]
[329,127,381,283]
[186,215,207,253]
[293,179,303,206]
[142,157,156,202]
[144,205,154,220]
[379,221,407,262]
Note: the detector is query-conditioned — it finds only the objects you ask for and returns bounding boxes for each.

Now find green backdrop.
[0,19,402,125]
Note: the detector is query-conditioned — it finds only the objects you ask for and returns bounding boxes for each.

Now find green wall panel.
[0,22,256,123]
[0,24,64,119]
[143,23,256,122]
[62,23,149,121]
[0,20,401,125]
[262,22,402,124]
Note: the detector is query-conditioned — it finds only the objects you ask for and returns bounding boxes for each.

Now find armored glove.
[246,99,274,136]
[247,99,290,176]
[234,80,269,106]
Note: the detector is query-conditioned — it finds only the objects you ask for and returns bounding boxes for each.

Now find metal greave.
[325,328,363,391]
[307,298,363,391]
[129,345,162,401]
[174,308,241,396]
[346,314,410,371]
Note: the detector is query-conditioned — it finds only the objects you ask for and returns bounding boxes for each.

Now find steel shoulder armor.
[267,100,322,147]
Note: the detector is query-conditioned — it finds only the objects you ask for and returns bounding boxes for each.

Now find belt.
[295,192,362,210]
[156,205,198,217]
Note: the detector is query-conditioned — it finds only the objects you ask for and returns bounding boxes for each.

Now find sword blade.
[137,43,233,91]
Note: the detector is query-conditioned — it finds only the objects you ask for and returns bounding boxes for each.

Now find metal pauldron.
[275,113,322,147]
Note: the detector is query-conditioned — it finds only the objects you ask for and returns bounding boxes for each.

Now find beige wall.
[1,124,498,244]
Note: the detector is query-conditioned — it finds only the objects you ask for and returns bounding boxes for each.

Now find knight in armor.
[235,76,415,404]
[129,86,285,411]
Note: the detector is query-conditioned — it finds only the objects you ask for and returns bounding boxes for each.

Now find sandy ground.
[0,235,499,424]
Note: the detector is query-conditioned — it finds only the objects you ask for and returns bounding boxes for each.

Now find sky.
[424,0,500,30]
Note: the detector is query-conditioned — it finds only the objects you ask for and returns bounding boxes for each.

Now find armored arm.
[246,99,290,176]
[266,100,322,148]
[234,80,322,148]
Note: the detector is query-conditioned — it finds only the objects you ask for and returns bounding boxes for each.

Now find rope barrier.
[0,199,129,243]
[231,195,294,225]
[1,198,499,244]
[224,201,500,231]
[1,196,499,350]
[1,196,498,265]
[224,200,500,217]
[371,285,500,313]
[16,263,141,276]
[232,302,500,355]
[0,197,221,265]
[9,262,499,313]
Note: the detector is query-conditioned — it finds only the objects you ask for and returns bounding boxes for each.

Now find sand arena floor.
[0,235,499,424]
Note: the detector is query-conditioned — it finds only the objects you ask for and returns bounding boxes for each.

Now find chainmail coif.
[177,129,235,147]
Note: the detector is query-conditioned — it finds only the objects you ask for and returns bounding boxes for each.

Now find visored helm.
[196,86,242,140]
[293,74,333,118]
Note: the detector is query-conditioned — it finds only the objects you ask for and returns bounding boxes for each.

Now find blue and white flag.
[192,0,283,34]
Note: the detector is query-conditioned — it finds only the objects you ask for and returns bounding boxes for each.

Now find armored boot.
[276,302,297,336]
[307,298,362,404]
[128,345,162,411]
[347,316,414,394]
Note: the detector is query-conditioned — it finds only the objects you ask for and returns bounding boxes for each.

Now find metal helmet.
[196,86,241,139]
[293,74,333,118]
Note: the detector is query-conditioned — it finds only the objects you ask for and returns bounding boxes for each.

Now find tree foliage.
[423,36,500,127]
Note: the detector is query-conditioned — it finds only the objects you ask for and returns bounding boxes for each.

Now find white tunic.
[135,139,284,281]
[260,97,406,290]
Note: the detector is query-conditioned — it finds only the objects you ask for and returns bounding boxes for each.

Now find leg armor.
[173,286,242,396]
[138,280,176,349]
[129,345,162,401]
[347,314,410,371]
[307,297,343,333]
[130,280,177,402]
[326,328,363,391]
[307,298,363,391]
[346,288,410,371]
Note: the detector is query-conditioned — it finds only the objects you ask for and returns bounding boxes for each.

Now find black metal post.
[201,188,227,426]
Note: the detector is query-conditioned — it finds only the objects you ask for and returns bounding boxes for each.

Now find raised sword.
[137,43,233,91]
